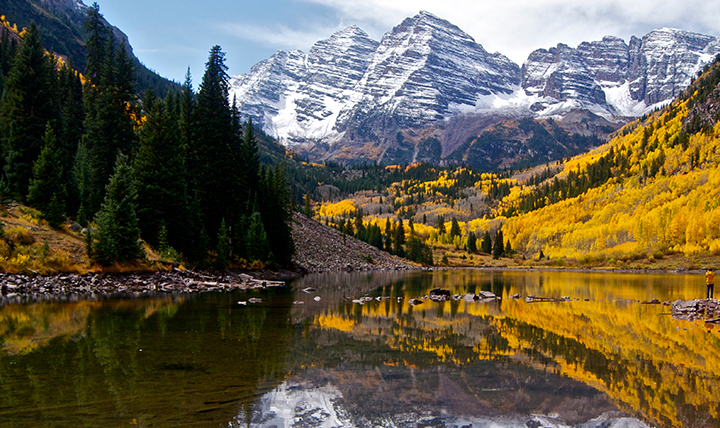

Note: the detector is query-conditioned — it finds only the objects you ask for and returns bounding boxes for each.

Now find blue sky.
[91,0,720,83]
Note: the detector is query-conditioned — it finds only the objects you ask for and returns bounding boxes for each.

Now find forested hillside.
[0,0,178,95]
[309,54,720,269]
[0,5,294,272]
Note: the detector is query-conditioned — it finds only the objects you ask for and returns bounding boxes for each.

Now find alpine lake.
[0,269,718,428]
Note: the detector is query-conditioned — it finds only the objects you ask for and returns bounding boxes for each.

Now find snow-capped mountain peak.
[228,12,720,164]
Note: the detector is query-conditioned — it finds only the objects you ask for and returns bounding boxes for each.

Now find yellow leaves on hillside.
[318,199,356,217]
[500,92,720,260]
[405,171,456,195]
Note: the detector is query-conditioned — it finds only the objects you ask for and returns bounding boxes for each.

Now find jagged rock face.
[229,11,521,155]
[229,15,720,165]
[346,12,521,128]
[229,26,379,146]
[524,28,720,117]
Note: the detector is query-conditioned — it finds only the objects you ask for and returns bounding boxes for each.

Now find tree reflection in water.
[0,269,718,428]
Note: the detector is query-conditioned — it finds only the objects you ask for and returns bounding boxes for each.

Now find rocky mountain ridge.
[229,12,720,166]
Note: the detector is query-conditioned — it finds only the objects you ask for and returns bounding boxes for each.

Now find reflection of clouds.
[237,375,650,427]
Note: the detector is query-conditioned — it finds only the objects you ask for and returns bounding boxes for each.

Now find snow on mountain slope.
[229,13,720,164]
[229,11,520,149]
[523,28,720,118]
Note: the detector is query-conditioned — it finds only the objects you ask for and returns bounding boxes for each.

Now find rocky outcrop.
[523,28,720,117]
[229,11,521,163]
[230,13,720,166]
[290,212,414,273]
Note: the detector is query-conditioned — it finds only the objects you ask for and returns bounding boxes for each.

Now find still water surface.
[0,269,718,428]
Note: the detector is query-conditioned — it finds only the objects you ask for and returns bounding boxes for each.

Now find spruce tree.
[215,217,231,269]
[246,211,269,262]
[242,117,260,207]
[437,215,446,235]
[191,45,242,243]
[28,125,66,227]
[83,2,108,81]
[58,62,84,215]
[481,230,492,254]
[0,22,59,198]
[89,153,144,266]
[450,217,461,237]
[492,229,504,259]
[77,38,138,222]
[467,231,477,254]
[258,163,294,265]
[134,89,188,251]
[393,220,406,257]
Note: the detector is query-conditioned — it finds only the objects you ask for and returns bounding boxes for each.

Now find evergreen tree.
[241,117,260,207]
[246,211,269,262]
[258,163,294,265]
[77,28,137,222]
[481,230,492,254]
[393,220,406,257]
[304,193,312,217]
[28,125,66,227]
[190,45,242,243]
[384,218,392,252]
[83,2,108,82]
[58,62,84,215]
[0,22,60,198]
[215,217,231,269]
[133,89,189,251]
[89,153,144,265]
[467,231,477,254]
[492,229,504,259]
[504,239,513,255]
[450,217,461,237]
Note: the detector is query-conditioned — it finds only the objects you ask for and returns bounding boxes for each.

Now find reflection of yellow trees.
[0,298,181,355]
[310,271,720,427]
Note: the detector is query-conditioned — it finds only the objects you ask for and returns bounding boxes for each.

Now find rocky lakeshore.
[0,269,285,306]
[290,212,416,273]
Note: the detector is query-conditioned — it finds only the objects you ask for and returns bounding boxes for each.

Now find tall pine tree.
[190,45,242,245]
[133,89,189,251]
[89,153,143,266]
[0,22,59,199]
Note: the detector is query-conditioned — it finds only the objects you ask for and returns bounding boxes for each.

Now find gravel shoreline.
[0,269,288,306]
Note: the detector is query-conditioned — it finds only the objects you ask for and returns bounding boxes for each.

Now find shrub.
[4,227,36,246]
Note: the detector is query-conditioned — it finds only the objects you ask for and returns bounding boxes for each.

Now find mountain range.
[229,11,720,167]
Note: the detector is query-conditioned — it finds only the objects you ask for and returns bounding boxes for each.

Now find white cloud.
[297,0,720,63]
[219,21,345,52]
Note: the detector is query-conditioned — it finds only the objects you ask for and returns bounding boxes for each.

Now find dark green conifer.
[481,230,492,254]
[450,217,461,237]
[246,211,269,262]
[215,217,231,269]
[89,153,144,265]
[437,215,445,234]
[467,232,477,254]
[28,125,66,227]
[492,229,504,259]
[1,22,60,198]
[134,89,188,251]
[258,163,294,265]
[191,45,242,242]
[393,220,406,257]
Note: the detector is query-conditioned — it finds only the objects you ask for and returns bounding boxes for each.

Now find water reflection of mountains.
[289,269,720,428]
[1,270,718,427]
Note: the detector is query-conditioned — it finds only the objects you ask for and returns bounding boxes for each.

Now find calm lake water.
[0,269,718,428]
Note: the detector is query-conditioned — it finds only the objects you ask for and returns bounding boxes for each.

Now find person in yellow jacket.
[706,268,715,299]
